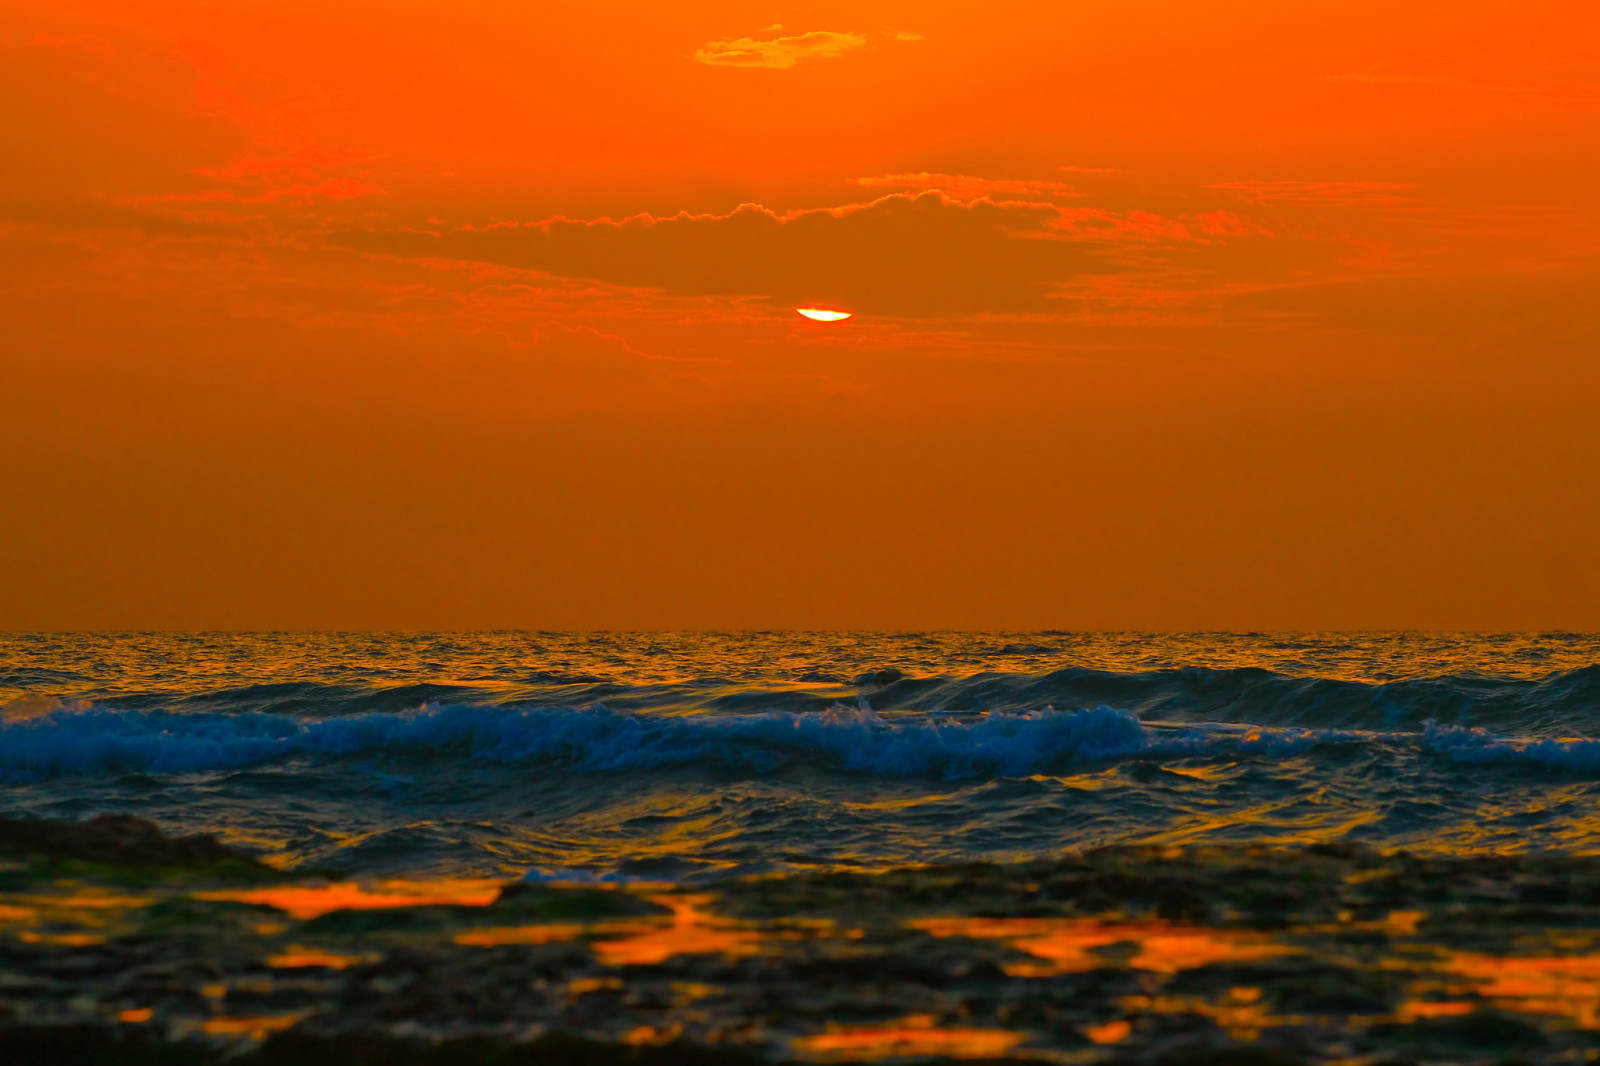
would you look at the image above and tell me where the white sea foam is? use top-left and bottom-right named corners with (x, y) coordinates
top-left (1424, 721), bottom-right (1600, 771)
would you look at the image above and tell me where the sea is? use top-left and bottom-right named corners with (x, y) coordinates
top-left (4, 631), bottom-right (1600, 882)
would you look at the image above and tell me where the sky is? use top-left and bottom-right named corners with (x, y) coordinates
top-left (3, 0), bottom-right (1598, 630)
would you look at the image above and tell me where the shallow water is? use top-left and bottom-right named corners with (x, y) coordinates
top-left (4, 632), bottom-right (1600, 878)
top-left (12, 845), bottom-right (1600, 1064)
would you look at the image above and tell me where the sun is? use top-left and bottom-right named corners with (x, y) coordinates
top-left (796, 308), bottom-right (852, 322)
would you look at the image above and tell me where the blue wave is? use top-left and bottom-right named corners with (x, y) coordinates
top-left (1424, 721), bottom-right (1600, 772)
top-left (0, 701), bottom-right (1366, 784)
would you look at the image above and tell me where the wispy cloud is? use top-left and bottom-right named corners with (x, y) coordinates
top-left (1210, 181), bottom-right (1418, 208)
top-left (694, 26), bottom-right (917, 69)
top-left (694, 29), bottom-right (864, 69)
top-left (854, 173), bottom-right (1082, 200)
top-left (116, 178), bottom-right (384, 207)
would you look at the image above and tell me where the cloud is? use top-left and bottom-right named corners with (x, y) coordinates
top-left (695, 28), bottom-right (914, 69)
top-left (116, 177), bottom-right (384, 207)
top-left (854, 173), bottom-right (1082, 200)
top-left (336, 192), bottom-right (1123, 316)
top-left (334, 190), bottom-right (1275, 319)
top-left (1210, 181), bottom-right (1418, 208)
top-left (0, 32), bottom-right (378, 225)
top-left (1050, 207), bottom-right (1256, 242)
top-left (0, 33), bottom-right (242, 211)
top-left (111, 147), bottom-right (389, 210)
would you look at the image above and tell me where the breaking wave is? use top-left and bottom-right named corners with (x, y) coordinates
top-left (0, 701), bottom-right (1370, 784)
top-left (1424, 721), bottom-right (1600, 773)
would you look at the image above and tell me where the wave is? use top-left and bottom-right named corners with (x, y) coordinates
top-left (11, 663), bottom-right (1597, 732)
top-left (0, 701), bottom-right (1371, 784)
top-left (865, 664), bottom-right (1600, 734)
top-left (1423, 721), bottom-right (1600, 773)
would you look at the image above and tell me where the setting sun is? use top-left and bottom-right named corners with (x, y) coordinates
top-left (795, 308), bottom-right (852, 322)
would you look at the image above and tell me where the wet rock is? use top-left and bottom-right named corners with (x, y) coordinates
top-left (1141, 1045), bottom-right (1310, 1066)
top-left (0, 815), bottom-right (266, 872)
top-left (1371, 1010), bottom-right (1551, 1056)
top-left (1166, 961), bottom-right (1401, 1015)
top-left (0, 1025), bottom-right (213, 1065)
top-left (250, 1030), bottom-right (767, 1065)
top-left (13, 843), bottom-right (1600, 1064)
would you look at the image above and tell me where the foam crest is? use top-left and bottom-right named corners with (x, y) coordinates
top-left (1424, 721), bottom-right (1600, 772)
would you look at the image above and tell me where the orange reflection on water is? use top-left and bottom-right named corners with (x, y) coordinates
top-left (1442, 953), bottom-right (1600, 1027)
top-left (454, 923), bottom-right (585, 947)
top-left (1084, 1019), bottom-right (1131, 1044)
top-left (569, 976), bottom-right (622, 995)
top-left (199, 1015), bottom-right (301, 1040)
top-left (1386, 910), bottom-right (1426, 935)
top-left (0, 905), bottom-right (37, 921)
top-left (910, 917), bottom-right (1293, 976)
top-left (594, 895), bottom-right (763, 966)
top-left (793, 1015), bottom-right (1024, 1061)
top-left (1121, 993), bottom-right (1273, 1040)
top-left (1399, 1000), bottom-right (1477, 1020)
top-left (198, 879), bottom-right (503, 919)
top-left (18, 931), bottom-right (106, 946)
top-left (451, 895), bottom-right (765, 964)
top-left (624, 1024), bottom-right (683, 1045)
top-left (118, 1008), bottom-right (153, 1023)
top-left (268, 948), bottom-right (371, 969)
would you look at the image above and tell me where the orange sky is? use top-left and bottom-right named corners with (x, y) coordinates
top-left (3, 1), bottom-right (1598, 630)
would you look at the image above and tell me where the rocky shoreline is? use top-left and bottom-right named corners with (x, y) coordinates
top-left (7, 817), bottom-right (1600, 1064)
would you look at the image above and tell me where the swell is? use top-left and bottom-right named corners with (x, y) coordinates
top-left (865, 663), bottom-right (1600, 733)
top-left (11, 663), bottom-right (1597, 732)
top-left (33, 679), bottom-right (854, 718)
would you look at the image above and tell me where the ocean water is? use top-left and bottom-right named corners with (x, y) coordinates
top-left (3, 631), bottom-right (1600, 881)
